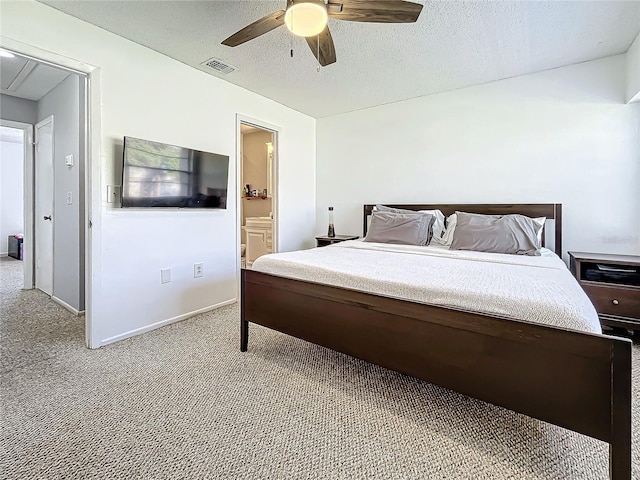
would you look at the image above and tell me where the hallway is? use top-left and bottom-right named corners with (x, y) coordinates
top-left (0, 257), bottom-right (84, 374)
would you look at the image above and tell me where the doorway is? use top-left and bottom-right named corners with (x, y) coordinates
top-left (237, 118), bottom-right (279, 271)
top-left (1, 47), bottom-right (89, 321)
top-left (0, 123), bottom-right (30, 279)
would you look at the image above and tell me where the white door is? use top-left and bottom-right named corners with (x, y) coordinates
top-left (35, 116), bottom-right (54, 296)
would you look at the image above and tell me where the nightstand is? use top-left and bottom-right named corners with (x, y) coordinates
top-left (315, 235), bottom-right (359, 247)
top-left (569, 251), bottom-right (640, 332)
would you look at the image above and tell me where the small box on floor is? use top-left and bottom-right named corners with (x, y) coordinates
top-left (8, 235), bottom-right (23, 260)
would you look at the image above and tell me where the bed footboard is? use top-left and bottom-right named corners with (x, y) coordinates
top-left (241, 269), bottom-right (631, 479)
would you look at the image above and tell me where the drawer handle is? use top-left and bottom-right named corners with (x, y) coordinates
top-left (612, 299), bottom-right (619, 305)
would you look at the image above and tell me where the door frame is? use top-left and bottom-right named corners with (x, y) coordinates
top-left (235, 114), bottom-right (281, 295)
top-left (34, 115), bottom-right (55, 296)
top-left (0, 36), bottom-right (102, 348)
top-left (0, 119), bottom-right (34, 288)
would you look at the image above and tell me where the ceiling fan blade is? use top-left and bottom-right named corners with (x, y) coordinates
top-left (328, 0), bottom-right (423, 23)
top-left (305, 26), bottom-right (337, 67)
top-left (221, 10), bottom-right (286, 47)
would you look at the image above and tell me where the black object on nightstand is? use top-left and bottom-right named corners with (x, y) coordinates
top-left (569, 251), bottom-right (640, 332)
top-left (315, 235), bottom-right (359, 247)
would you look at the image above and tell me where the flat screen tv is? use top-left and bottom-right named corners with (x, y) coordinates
top-left (121, 136), bottom-right (229, 208)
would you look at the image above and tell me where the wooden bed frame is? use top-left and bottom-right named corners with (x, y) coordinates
top-left (240, 203), bottom-right (631, 479)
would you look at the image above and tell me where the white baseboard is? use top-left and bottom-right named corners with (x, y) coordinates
top-left (51, 295), bottom-right (82, 316)
top-left (0, 252), bottom-right (8, 257)
top-left (99, 298), bottom-right (237, 347)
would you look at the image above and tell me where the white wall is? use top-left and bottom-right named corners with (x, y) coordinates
top-left (317, 55), bottom-right (640, 258)
top-left (0, 94), bottom-right (38, 125)
top-left (0, 133), bottom-right (24, 255)
top-left (1, 1), bottom-right (316, 347)
top-left (627, 33), bottom-right (640, 103)
top-left (37, 74), bottom-right (83, 310)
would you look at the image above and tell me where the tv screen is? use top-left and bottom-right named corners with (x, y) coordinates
top-left (121, 136), bottom-right (229, 209)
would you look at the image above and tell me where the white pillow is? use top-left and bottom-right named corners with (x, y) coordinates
top-left (433, 213), bottom-right (457, 246)
top-left (533, 217), bottom-right (546, 246)
top-left (419, 209), bottom-right (446, 245)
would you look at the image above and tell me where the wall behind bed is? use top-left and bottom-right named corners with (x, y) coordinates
top-left (316, 54), bottom-right (640, 259)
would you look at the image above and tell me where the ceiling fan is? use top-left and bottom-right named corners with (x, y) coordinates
top-left (221, 0), bottom-right (423, 67)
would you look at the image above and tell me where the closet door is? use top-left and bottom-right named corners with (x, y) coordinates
top-left (35, 116), bottom-right (55, 296)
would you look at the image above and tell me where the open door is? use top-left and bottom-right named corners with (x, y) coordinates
top-left (34, 116), bottom-right (54, 296)
top-left (239, 122), bottom-right (278, 269)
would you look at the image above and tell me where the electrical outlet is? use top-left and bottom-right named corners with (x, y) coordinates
top-left (161, 268), bottom-right (171, 284)
top-left (194, 263), bottom-right (203, 278)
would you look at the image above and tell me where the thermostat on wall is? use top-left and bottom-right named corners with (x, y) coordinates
top-left (64, 154), bottom-right (74, 167)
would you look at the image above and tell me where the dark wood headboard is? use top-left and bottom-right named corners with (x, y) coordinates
top-left (363, 203), bottom-right (563, 256)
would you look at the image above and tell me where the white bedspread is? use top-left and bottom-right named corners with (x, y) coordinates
top-left (251, 241), bottom-right (601, 334)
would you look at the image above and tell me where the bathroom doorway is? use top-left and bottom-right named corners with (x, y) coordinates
top-left (238, 119), bottom-right (278, 270)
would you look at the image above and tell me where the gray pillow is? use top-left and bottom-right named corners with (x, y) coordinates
top-left (449, 212), bottom-right (543, 256)
top-left (365, 211), bottom-right (434, 246)
top-left (374, 205), bottom-right (438, 244)
top-left (375, 205), bottom-right (419, 215)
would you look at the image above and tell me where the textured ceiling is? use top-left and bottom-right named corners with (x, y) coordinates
top-left (40, 0), bottom-right (640, 118)
top-left (1, 54), bottom-right (71, 101)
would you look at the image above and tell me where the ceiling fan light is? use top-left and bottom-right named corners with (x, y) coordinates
top-left (284, 2), bottom-right (328, 37)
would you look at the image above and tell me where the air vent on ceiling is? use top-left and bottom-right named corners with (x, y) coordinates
top-left (201, 57), bottom-right (237, 75)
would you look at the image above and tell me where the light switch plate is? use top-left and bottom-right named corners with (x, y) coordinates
top-left (161, 268), bottom-right (171, 284)
top-left (64, 154), bottom-right (74, 167)
top-left (107, 185), bottom-right (120, 203)
top-left (66, 191), bottom-right (72, 205)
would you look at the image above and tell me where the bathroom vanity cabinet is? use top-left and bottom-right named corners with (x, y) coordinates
top-left (244, 217), bottom-right (273, 268)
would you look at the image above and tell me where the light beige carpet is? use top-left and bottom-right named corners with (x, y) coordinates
top-left (1, 257), bottom-right (638, 479)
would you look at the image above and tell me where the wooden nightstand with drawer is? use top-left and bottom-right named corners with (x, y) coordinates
top-left (569, 251), bottom-right (640, 332)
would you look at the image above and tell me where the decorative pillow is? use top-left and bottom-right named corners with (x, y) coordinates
top-left (365, 211), bottom-right (435, 246)
top-left (449, 212), bottom-right (543, 256)
top-left (374, 205), bottom-right (445, 244)
top-left (436, 213), bottom-right (458, 246)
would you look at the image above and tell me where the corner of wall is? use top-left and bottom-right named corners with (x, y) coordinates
top-left (626, 32), bottom-right (640, 103)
